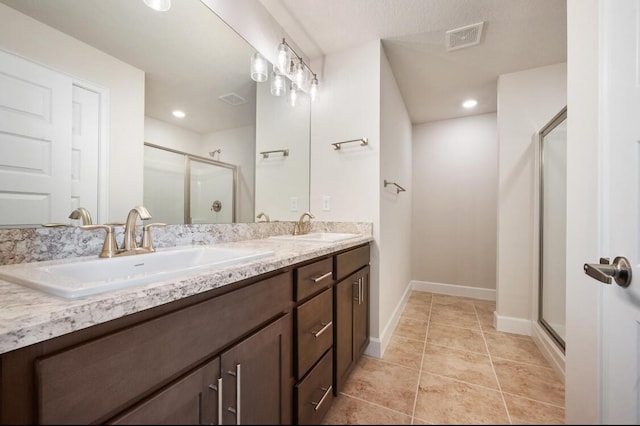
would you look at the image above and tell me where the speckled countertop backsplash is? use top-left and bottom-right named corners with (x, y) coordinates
top-left (0, 221), bottom-right (373, 265)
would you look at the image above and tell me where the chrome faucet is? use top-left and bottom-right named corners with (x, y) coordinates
top-left (122, 206), bottom-right (152, 252)
top-left (69, 207), bottom-right (92, 225)
top-left (293, 211), bottom-right (314, 235)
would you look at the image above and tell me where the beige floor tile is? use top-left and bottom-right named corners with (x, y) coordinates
top-left (341, 356), bottom-right (419, 415)
top-left (484, 331), bottom-right (550, 367)
top-left (503, 393), bottom-right (565, 424)
top-left (414, 372), bottom-right (510, 424)
top-left (422, 344), bottom-right (498, 389)
top-left (402, 301), bottom-right (431, 320)
top-left (429, 307), bottom-right (480, 330)
top-left (473, 300), bottom-right (496, 312)
top-left (493, 358), bottom-right (565, 407)
top-left (322, 393), bottom-right (412, 425)
top-left (432, 296), bottom-right (476, 312)
top-left (476, 309), bottom-right (496, 331)
top-left (427, 323), bottom-right (487, 354)
top-left (382, 335), bottom-right (424, 370)
top-left (394, 315), bottom-right (429, 341)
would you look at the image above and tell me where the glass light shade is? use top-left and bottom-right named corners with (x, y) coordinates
top-left (309, 77), bottom-right (318, 102)
top-left (143, 0), bottom-right (171, 12)
top-left (275, 42), bottom-right (290, 75)
top-left (250, 52), bottom-right (268, 82)
top-left (288, 83), bottom-right (298, 107)
top-left (293, 60), bottom-right (307, 88)
top-left (270, 72), bottom-right (287, 96)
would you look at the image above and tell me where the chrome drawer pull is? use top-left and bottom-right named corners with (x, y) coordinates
top-left (310, 385), bottom-right (333, 411)
top-left (311, 271), bottom-right (332, 283)
top-left (208, 377), bottom-right (223, 425)
top-left (312, 321), bottom-right (333, 338)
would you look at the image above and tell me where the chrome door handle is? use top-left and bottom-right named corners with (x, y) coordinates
top-left (310, 385), bottom-right (333, 411)
top-left (312, 321), bottom-right (332, 338)
top-left (208, 377), bottom-right (223, 425)
top-left (311, 271), bottom-right (332, 283)
top-left (584, 256), bottom-right (632, 287)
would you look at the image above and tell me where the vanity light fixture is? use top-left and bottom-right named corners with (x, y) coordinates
top-left (142, 0), bottom-right (171, 12)
top-left (251, 38), bottom-right (319, 105)
top-left (463, 99), bottom-right (478, 109)
top-left (172, 110), bottom-right (186, 118)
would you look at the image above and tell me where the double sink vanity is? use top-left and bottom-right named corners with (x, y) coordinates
top-left (0, 221), bottom-right (372, 425)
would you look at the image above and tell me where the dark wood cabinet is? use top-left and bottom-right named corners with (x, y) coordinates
top-left (353, 266), bottom-right (370, 360)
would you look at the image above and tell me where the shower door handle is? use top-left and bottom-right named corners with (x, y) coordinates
top-left (583, 256), bottom-right (632, 287)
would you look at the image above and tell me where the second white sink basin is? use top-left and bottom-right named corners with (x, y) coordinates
top-left (0, 246), bottom-right (274, 299)
top-left (270, 232), bottom-right (360, 243)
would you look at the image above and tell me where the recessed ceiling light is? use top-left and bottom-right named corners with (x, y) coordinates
top-left (172, 110), bottom-right (185, 118)
top-left (463, 99), bottom-right (478, 109)
top-left (143, 0), bottom-right (171, 12)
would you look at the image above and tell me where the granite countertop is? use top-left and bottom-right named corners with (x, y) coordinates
top-left (0, 235), bottom-right (373, 355)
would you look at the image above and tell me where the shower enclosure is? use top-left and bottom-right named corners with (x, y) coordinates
top-left (143, 143), bottom-right (237, 224)
top-left (537, 106), bottom-right (567, 351)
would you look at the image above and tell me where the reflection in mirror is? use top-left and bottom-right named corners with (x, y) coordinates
top-left (538, 106), bottom-right (567, 352)
top-left (0, 0), bottom-right (311, 228)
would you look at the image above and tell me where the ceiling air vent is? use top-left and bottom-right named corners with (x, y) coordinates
top-left (445, 22), bottom-right (485, 52)
top-left (218, 92), bottom-right (247, 106)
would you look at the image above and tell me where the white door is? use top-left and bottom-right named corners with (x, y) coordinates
top-left (579, 0), bottom-right (640, 423)
top-left (71, 85), bottom-right (100, 218)
top-left (0, 49), bottom-right (72, 226)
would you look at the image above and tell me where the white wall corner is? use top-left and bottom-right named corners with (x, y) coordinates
top-left (364, 281), bottom-right (412, 358)
top-left (532, 322), bottom-right (566, 381)
top-left (410, 280), bottom-right (496, 301)
top-left (494, 311), bottom-right (533, 336)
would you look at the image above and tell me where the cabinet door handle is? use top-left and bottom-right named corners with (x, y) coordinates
top-left (310, 385), bottom-right (333, 411)
top-left (311, 271), bottom-right (332, 283)
top-left (353, 280), bottom-right (359, 302)
top-left (226, 364), bottom-right (241, 425)
top-left (209, 377), bottom-right (223, 425)
top-left (312, 321), bottom-right (333, 338)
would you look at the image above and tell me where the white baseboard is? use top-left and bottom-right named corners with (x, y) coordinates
top-left (364, 282), bottom-right (413, 359)
top-left (494, 312), bottom-right (533, 336)
top-left (532, 322), bottom-right (566, 381)
top-left (410, 280), bottom-right (496, 301)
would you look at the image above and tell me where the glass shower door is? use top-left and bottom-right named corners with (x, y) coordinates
top-left (188, 158), bottom-right (236, 224)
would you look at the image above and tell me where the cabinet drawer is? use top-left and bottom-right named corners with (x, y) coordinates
top-left (296, 288), bottom-right (333, 379)
top-left (295, 349), bottom-right (333, 425)
top-left (295, 257), bottom-right (334, 301)
top-left (36, 272), bottom-right (292, 425)
top-left (335, 244), bottom-right (370, 281)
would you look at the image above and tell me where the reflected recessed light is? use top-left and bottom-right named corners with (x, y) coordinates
top-left (172, 110), bottom-right (185, 118)
top-left (463, 99), bottom-right (478, 109)
top-left (143, 0), bottom-right (171, 12)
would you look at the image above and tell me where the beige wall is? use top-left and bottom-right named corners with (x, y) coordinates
top-left (412, 113), bottom-right (498, 290)
top-left (0, 3), bottom-right (145, 223)
top-left (496, 62), bottom-right (567, 334)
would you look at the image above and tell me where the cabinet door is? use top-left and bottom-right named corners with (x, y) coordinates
top-left (221, 313), bottom-right (292, 425)
top-left (334, 273), bottom-right (356, 394)
top-left (354, 266), bottom-right (370, 359)
top-left (109, 358), bottom-right (220, 425)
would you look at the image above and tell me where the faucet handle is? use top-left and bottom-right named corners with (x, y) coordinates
top-left (141, 223), bottom-right (166, 252)
top-left (81, 224), bottom-right (118, 258)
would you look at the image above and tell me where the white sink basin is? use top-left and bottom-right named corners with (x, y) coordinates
top-left (270, 232), bottom-right (360, 243)
top-left (0, 246), bottom-right (274, 299)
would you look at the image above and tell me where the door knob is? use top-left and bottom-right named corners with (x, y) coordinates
top-left (584, 256), bottom-right (632, 287)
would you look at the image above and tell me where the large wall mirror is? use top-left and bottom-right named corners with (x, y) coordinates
top-left (538, 106), bottom-right (567, 352)
top-left (0, 0), bottom-right (310, 227)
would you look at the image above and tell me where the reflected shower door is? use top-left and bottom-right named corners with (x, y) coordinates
top-left (143, 145), bottom-right (186, 224)
top-left (189, 158), bottom-right (236, 224)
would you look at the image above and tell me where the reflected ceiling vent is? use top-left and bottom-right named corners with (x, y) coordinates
top-left (218, 92), bottom-right (247, 106)
top-left (445, 22), bottom-right (485, 51)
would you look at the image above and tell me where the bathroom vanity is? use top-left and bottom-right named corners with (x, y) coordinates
top-left (0, 236), bottom-right (371, 425)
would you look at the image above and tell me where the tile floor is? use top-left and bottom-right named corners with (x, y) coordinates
top-left (323, 290), bottom-right (565, 425)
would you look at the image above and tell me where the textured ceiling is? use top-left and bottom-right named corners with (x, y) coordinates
top-left (259, 0), bottom-right (567, 123)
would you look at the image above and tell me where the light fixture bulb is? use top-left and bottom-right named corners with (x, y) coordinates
top-left (309, 76), bottom-right (319, 102)
top-left (288, 83), bottom-right (298, 107)
top-left (275, 41), bottom-right (290, 75)
top-left (250, 52), bottom-right (268, 83)
top-left (142, 0), bottom-right (171, 12)
top-left (270, 72), bottom-right (287, 97)
top-left (172, 110), bottom-right (185, 118)
top-left (462, 99), bottom-right (478, 108)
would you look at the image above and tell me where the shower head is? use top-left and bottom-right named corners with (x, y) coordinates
top-left (209, 149), bottom-right (221, 158)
